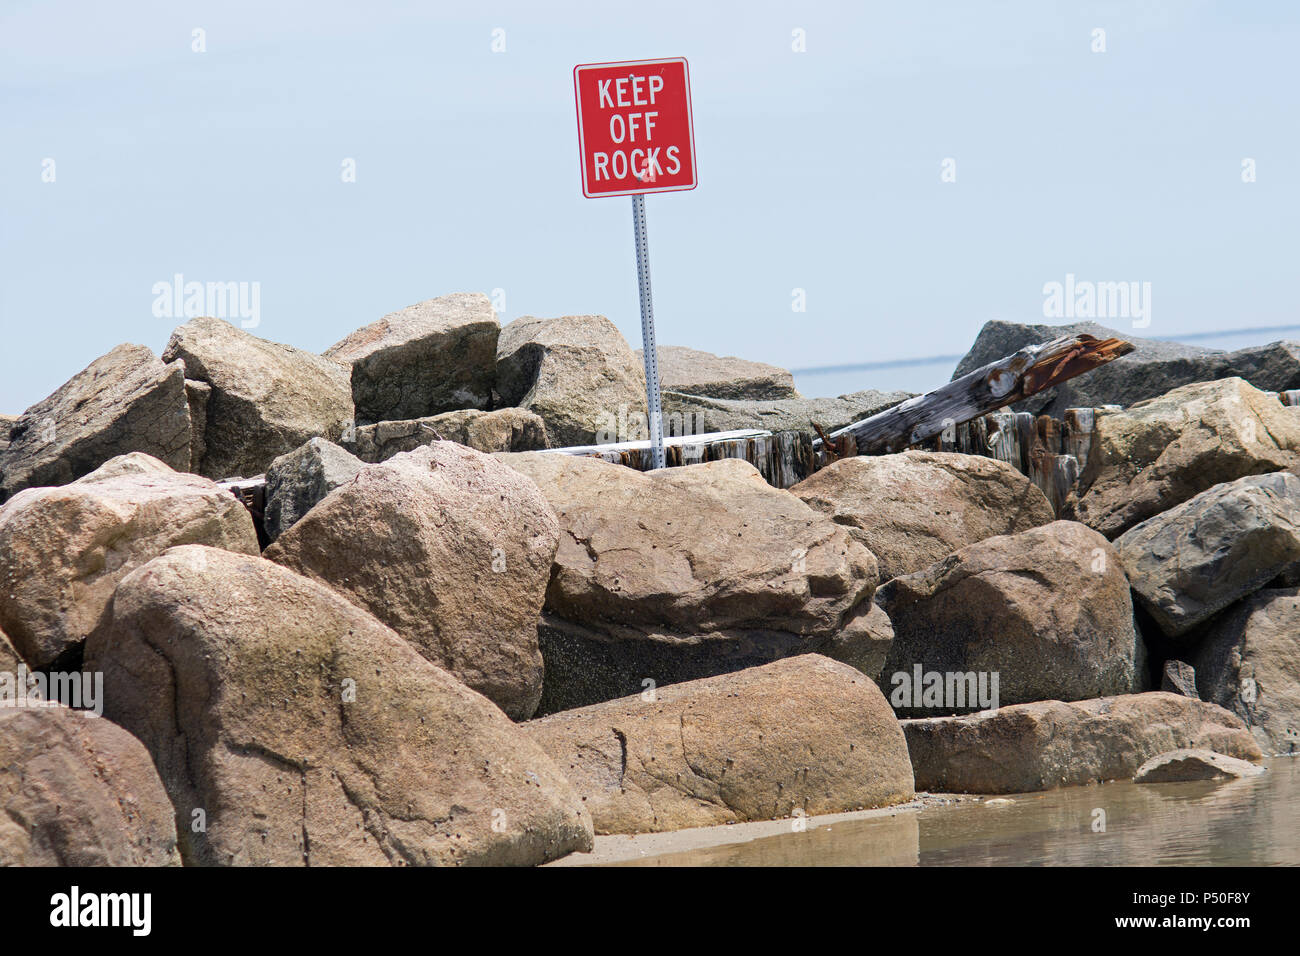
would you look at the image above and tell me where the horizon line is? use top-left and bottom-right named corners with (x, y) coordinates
top-left (790, 323), bottom-right (1300, 376)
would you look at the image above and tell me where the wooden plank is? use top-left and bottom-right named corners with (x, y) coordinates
top-left (546, 428), bottom-right (770, 456)
top-left (547, 427), bottom-right (814, 489)
top-left (759, 431), bottom-right (815, 488)
top-left (1013, 412), bottom-right (1036, 474)
top-left (985, 410), bottom-right (1020, 468)
top-left (966, 416), bottom-right (988, 457)
top-left (813, 333), bottom-right (1134, 457)
top-left (1035, 414), bottom-right (1064, 456)
top-left (1063, 407), bottom-right (1097, 474)
top-left (1027, 415), bottom-right (1062, 494)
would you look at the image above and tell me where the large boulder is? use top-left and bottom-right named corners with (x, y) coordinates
top-left (0, 454), bottom-right (259, 669)
top-left (265, 443), bottom-right (558, 720)
top-left (162, 316), bottom-right (353, 479)
top-left (902, 692), bottom-right (1263, 793)
top-left (0, 344), bottom-right (190, 502)
top-left (875, 520), bottom-right (1141, 715)
top-left (0, 705), bottom-right (180, 866)
top-left (662, 388), bottom-right (912, 441)
top-left (1115, 472), bottom-right (1300, 637)
top-left (324, 293), bottom-right (499, 426)
top-left (792, 451), bottom-right (1055, 583)
top-left (524, 655), bottom-right (913, 834)
top-left (84, 546), bottom-right (593, 866)
top-left (495, 314), bottom-right (647, 447)
top-left (1194, 587), bottom-right (1300, 756)
top-left (952, 319), bottom-right (1300, 417)
top-left (1069, 378), bottom-right (1300, 538)
top-left (262, 438), bottom-right (364, 542)
top-left (496, 453), bottom-right (883, 714)
top-left (636, 345), bottom-right (799, 400)
top-left (351, 407), bottom-right (548, 463)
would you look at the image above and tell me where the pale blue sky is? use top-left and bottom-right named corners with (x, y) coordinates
top-left (2, 1), bottom-right (1297, 413)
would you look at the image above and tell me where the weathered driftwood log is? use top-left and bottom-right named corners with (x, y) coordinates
top-left (812, 333), bottom-right (1134, 460)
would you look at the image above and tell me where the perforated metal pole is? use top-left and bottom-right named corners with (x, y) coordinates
top-left (631, 192), bottom-right (666, 469)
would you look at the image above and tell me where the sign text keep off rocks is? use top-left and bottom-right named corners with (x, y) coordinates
top-left (573, 57), bottom-right (697, 197)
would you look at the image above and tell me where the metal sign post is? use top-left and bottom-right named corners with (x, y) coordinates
top-left (631, 192), bottom-right (665, 469)
top-left (573, 57), bottom-right (697, 470)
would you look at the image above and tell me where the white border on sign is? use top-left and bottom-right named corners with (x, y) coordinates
top-left (573, 56), bottom-right (698, 199)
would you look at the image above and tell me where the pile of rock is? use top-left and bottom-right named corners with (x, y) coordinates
top-left (2, 306), bottom-right (1296, 866)
top-left (952, 318), bottom-right (1300, 418)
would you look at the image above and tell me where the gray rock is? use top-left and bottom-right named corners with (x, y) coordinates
top-left (351, 407), bottom-right (548, 463)
top-left (324, 293), bottom-right (499, 426)
top-left (951, 319), bottom-right (1300, 417)
top-left (263, 438), bottom-right (365, 541)
top-left (662, 388), bottom-right (912, 440)
top-left (496, 314), bottom-right (647, 447)
top-left (1161, 660), bottom-right (1200, 699)
top-left (1115, 472), bottom-right (1300, 637)
top-left (0, 344), bottom-right (190, 502)
top-left (635, 345), bottom-right (799, 400)
top-left (901, 692), bottom-right (1263, 794)
top-left (163, 317), bottom-right (353, 480)
top-left (0, 415), bottom-right (15, 454)
top-left (1133, 748), bottom-right (1265, 784)
top-left (1193, 587), bottom-right (1300, 756)
top-left (876, 521), bottom-right (1141, 715)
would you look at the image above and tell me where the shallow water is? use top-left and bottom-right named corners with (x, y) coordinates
top-left (609, 757), bottom-right (1300, 866)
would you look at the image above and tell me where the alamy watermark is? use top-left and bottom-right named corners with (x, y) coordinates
top-left (152, 273), bottom-right (261, 329)
top-left (0, 665), bottom-right (103, 717)
top-left (890, 665), bottom-right (999, 711)
top-left (1042, 273), bottom-right (1151, 329)
top-left (50, 886), bottom-right (150, 936)
top-left (593, 403), bottom-right (708, 448)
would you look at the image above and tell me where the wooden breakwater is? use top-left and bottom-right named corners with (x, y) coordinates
top-left (549, 409), bottom-right (1105, 513)
top-left (547, 429), bottom-right (817, 490)
top-left (548, 333), bottom-right (1138, 504)
top-left (559, 386), bottom-right (1300, 509)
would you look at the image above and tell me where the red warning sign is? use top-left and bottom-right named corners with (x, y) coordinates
top-left (573, 57), bottom-right (697, 198)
